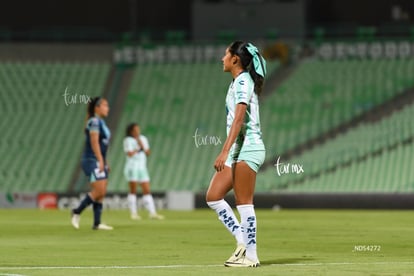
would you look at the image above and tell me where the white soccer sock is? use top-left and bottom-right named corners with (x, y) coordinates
top-left (127, 194), bottom-right (137, 215)
top-left (237, 204), bottom-right (258, 262)
top-left (142, 194), bottom-right (157, 215)
top-left (207, 199), bottom-right (244, 245)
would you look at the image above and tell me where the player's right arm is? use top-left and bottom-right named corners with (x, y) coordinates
top-left (214, 103), bottom-right (247, 172)
top-left (124, 138), bottom-right (139, 157)
top-left (89, 118), bottom-right (104, 172)
top-left (90, 131), bottom-right (104, 172)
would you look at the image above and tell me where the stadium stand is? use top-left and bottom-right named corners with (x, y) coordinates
top-left (257, 89), bottom-right (414, 192)
top-left (0, 61), bottom-right (110, 192)
top-left (260, 58), bottom-right (414, 159)
top-left (1, 47), bottom-right (413, 196)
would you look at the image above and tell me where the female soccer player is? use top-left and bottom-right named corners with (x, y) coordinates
top-left (71, 97), bottom-right (113, 230)
top-left (206, 41), bottom-right (266, 267)
top-left (124, 123), bottom-right (164, 220)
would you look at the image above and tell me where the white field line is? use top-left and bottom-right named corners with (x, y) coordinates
top-left (0, 261), bottom-right (414, 270)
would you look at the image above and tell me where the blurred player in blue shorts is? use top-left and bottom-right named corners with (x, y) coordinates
top-left (71, 97), bottom-right (113, 230)
top-left (206, 41), bottom-right (267, 267)
top-left (124, 123), bottom-right (164, 220)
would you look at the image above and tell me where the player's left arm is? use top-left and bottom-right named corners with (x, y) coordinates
top-left (142, 137), bottom-right (151, 156)
top-left (137, 136), bottom-right (151, 156)
top-left (214, 103), bottom-right (246, 172)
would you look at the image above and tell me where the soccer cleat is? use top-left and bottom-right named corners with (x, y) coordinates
top-left (92, 223), bottom-right (114, 230)
top-left (225, 244), bottom-right (246, 264)
top-left (224, 258), bottom-right (260, 267)
top-left (224, 250), bottom-right (260, 268)
top-left (71, 210), bottom-right (80, 229)
top-left (131, 213), bottom-right (142, 220)
top-left (149, 213), bottom-right (165, 220)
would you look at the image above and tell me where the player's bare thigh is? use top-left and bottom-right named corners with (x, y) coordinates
top-left (206, 165), bottom-right (233, 202)
top-left (232, 161), bottom-right (256, 205)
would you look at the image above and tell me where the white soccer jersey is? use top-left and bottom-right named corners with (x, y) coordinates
top-left (225, 72), bottom-right (265, 152)
top-left (123, 135), bottom-right (149, 169)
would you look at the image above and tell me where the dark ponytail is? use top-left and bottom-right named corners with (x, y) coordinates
top-left (228, 41), bottom-right (265, 96)
top-left (84, 96), bottom-right (103, 130)
top-left (87, 96), bottom-right (102, 119)
top-left (126, 123), bottom-right (138, 137)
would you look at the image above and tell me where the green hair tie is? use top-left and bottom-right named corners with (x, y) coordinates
top-left (245, 43), bottom-right (267, 78)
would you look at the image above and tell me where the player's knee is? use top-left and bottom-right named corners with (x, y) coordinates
top-left (93, 187), bottom-right (107, 199)
top-left (205, 192), bottom-right (222, 203)
top-left (234, 191), bottom-right (253, 205)
top-left (235, 198), bottom-right (253, 205)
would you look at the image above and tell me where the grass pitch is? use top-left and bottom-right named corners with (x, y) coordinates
top-left (0, 209), bottom-right (413, 275)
